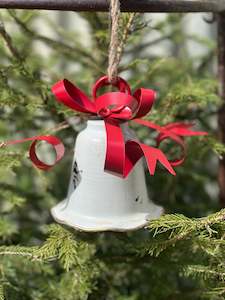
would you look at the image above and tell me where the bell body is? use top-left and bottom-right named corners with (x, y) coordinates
top-left (51, 120), bottom-right (163, 232)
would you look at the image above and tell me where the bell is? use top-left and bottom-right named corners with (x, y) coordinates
top-left (51, 120), bottom-right (163, 232)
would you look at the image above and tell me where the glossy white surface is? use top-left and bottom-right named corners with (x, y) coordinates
top-left (51, 120), bottom-right (163, 232)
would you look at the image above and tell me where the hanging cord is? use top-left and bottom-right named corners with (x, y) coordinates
top-left (107, 0), bottom-right (136, 83)
top-left (108, 0), bottom-right (121, 83)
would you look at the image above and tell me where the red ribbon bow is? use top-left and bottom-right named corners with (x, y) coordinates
top-left (52, 76), bottom-right (207, 178)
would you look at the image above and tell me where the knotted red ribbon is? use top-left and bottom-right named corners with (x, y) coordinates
top-left (52, 76), bottom-right (207, 178)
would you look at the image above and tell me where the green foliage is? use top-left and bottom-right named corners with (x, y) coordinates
top-left (0, 218), bottom-right (17, 240)
top-left (0, 9), bottom-right (223, 300)
top-left (0, 150), bottom-right (22, 169)
top-left (0, 190), bottom-right (25, 213)
top-left (202, 136), bottom-right (225, 158)
top-left (0, 285), bottom-right (4, 300)
top-left (144, 209), bottom-right (225, 256)
top-left (161, 78), bottom-right (220, 121)
top-left (135, 210), bottom-right (225, 299)
top-left (34, 224), bottom-right (95, 271)
top-left (0, 226), bottom-right (99, 300)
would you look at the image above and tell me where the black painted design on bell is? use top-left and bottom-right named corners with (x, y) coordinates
top-left (135, 196), bottom-right (140, 202)
top-left (73, 161), bottom-right (81, 188)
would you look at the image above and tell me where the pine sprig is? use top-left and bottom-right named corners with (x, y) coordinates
top-left (144, 209), bottom-right (225, 255)
top-left (203, 287), bottom-right (225, 299)
top-left (200, 136), bottom-right (225, 158)
top-left (34, 224), bottom-right (95, 271)
top-left (0, 246), bottom-right (37, 258)
top-left (0, 151), bottom-right (22, 169)
top-left (184, 264), bottom-right (225, 281)
top-left (0, 225), bottom-right (95, 270)
top-left (0, 218), bottom-right (17, 240)
top-left (160, 78), bottom-right (219, 118)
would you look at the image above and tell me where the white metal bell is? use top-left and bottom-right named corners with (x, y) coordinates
top-left (51, 120), bottom-right (163, 232)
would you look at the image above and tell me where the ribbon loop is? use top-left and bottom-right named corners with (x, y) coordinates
top-left (29, 136), bottom-right (65, 171)
top-left (3, 136), bottom-right (65, 171)
top-left (52, 79), bottom-right (96, 114)
top-left (133, 88), bottom-right (156, 119)
top-left (156, 133), bottom-right (186, 167)
top-left (92, 75), bottom-right (131, 99)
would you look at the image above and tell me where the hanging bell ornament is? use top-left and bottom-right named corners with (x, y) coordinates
top-left (51, 120), bottom-right (163, 231)
top-left (50, 76), bottom-right (207, 232)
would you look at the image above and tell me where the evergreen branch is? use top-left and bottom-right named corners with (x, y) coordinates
top-left (200, 136), bottom-right (225, 158)
top-left (204, 287), bottom-right (225, 298)
top-left (144, 209), bottom-right (225, 255)
top-left (161, 78), bottom-right (219, 114)
top-left (184, 264), bottom-right (225, 281)
top-left (0, 225), bottom-right (95, 270)
top-left (0, 150), bottom-right (23, 169)
top-left (0, 218), bottom-right (17, 240)
top-left (8, 10), bottom-right (103, 73)
top-left (33, 225), bottom-right (95, 271)
top-left (124, 32), bottom-right (186, 55)
top-left (42, 121), bottom-right (70, 135)
top-left (0, 251), bottom-right (34, 258)
top-left (10, 10), bottom-right (91, 59)
top-left (0, 19), bottom-right (23, 61)
top-left (0, 190), bottom-right (26, 213)
top-left (0, 16), bottom-right (54, 104)
top-left (116, 13), bottom-right (137, 67)
top-left (0, 246), bottom-right (38, 259)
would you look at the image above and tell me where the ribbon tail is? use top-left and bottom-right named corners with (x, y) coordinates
top-left (125, 141), bottom-right (176, 177)
top-left (162, 122), bottom-right (208, 137)
top-left (172, 130), bottom-right (208, 137)
top-left (133, 118), bottom-right (163, 131)
top-left (137, 143), bottom-right (176, 175)
top-left (133, 119), bottom-right (208, 137)
top-left (143, 144), bottom-right (176, 175)
top-left (104, 120), bottom-right (126, 177)
top-left (133, 119), bottom-right (207, 168)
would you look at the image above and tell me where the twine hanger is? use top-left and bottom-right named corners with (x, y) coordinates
top-left (107, 0), bottom-right (121, 83)
top-left (107, 0), bottom-right (136, 84)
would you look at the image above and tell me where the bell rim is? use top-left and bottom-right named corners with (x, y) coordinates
top-left (51, 203), bottom-right (164, 232)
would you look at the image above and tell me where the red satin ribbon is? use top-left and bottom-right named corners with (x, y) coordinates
top-left (1, 136), bottom-right (65, 171)
top-left (52, 75), bottom-right (207, 178)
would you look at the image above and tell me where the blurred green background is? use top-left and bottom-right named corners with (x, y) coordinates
top-left (0, 10), bottom-right (224, 300)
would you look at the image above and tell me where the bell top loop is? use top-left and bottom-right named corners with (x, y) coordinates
top-left (92, 75), bottom-right (131, 100)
